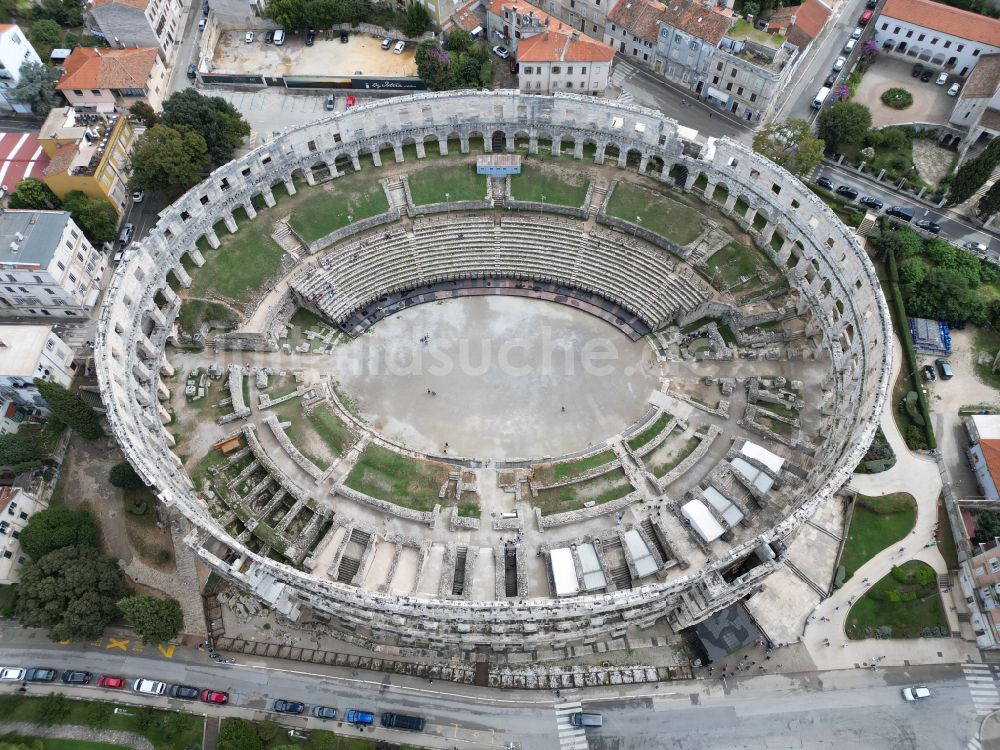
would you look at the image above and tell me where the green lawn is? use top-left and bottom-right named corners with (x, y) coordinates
top-left (407, 162), bottom-right (487, 204)
top-left (510, 163), bottom-right (589, 206)
top-left (37, 739), bottom-right (131, 750)
top-left (707, 242), bottom-right (764, 287)
top-left (188, 231), bottom-right (286, 307)
top-left (344, 443), bottom-right (447, 511)
top-left (533, 468), bottom-right (634, 515)
top-left (605, 181), bottom-right (704, 245)
top-left (647, 435), bottom-right (700, 478)
top-left (306, 405), bottom-right (356, 457)
top-left (176, 299), bottom-right (238, 335)
top-left (846, 560), bottom-right (948, 639)
top-left (532, 449), bottom-right (617, 485)
top-left (627, 412), bottom-right (674, 451)
top-left (222, 717), bottom-right (423, 749)
top-left (189, 446), bottom-right (229, 492)
top-left (839, 493), bottom-right (917, 579)
top-left (288, 172), bottom-right (390, 242)
top-left (0, 694), bottom-right (203, 750)
top-left (972, 326), bottom-right (1000, 391)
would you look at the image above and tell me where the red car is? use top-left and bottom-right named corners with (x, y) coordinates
top-left (98, 675), bottom-right (125, 689)
top-left (200, 689), bottom-right (228, 704)
top-left (858, 8), bottom-right (873, 24)
top-left (346, 95), bottom-right (356, 107)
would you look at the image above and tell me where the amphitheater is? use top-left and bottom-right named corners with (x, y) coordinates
top-left (96, 91), bottom-right (892, 665)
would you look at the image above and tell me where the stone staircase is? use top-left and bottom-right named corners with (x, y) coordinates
top-left (384, 177), bottom-right (409, 216)
top-left (588, 183), bottom-right (609, 217)
top-left (452, 545), bottom-right (467, 595)
top-left (271, 219), bottom-right (305, 258)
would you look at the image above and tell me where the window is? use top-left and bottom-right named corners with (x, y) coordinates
top-left (726, 82), bottom-right (733, 91)
top-left (91, 89), bottom-right (101, 95)
top-left (2, 551), bottom-right (10, 559)
top-left (906, 30), bottom-right (912, 38)
top-left (893, 25), bottom-right (900, 33)
top-left (566, 81), bottom-right (573, 88)
top-left (918, 33), bottom-right (925, 41)
top-left (712, 75), bottom-right (719, 84)
top-left (975, 48), bottom-right (981, 56)
top-left (17, 512), bottom-right (25, 520)
top-left (581, 67), bottom-right (587, 74)
top-left (930, 37), bottom-right (938, 44)
top-left (552, 65), bottom-right (561, 73)
top-left (56, 262), bottom-right (65, 271)
top-left (524, 66), bottom-right (532, 74)
top-left (737, 86), bottom-right (743, 96)
top-left (958, 44), bottom-right (964, 51)
top-left (730, 68), bottom-right (737, 77)
top-left (73, 89), bottom-right (83, 96)
top-left (567, 66), bottom-right (573, 74)
top-left (944, 40), bottom-right (951, 48)
top-left (750, 92), bottom-right (757, 102)
top-left (880, 22), bottom-right (888, 30)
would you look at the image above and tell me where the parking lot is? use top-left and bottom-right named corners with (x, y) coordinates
top-left (209, 88), bottom-right (375, 140)
top-left (854, 54), bottom-right (960, 127)
top-left (212, 30), bottom-right (417, 77)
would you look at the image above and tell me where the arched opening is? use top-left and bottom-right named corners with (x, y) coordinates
top-left (310, 160), bottom-right (331, 182)
top-left (625, 148), bottom-right (642, 168)
top-left (334, 153), bottom-right (353, 174)
top-left (604, 144), bottom-right (621, 163)
top-left (513, 130), bottom-right (530, 153)
top-left (649, 155), bottom-right (666, 176)
top-left (491, 130), bottom-right (507, 152)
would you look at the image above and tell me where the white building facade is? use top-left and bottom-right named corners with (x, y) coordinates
top-left (0, 210), bottom-right (106, 319)
top-left (0, 487), bottom-right (44, 583)
top-left (0, 24), bottom-right (42, 114)
top-left (0, 324), bottom-right (75, 435)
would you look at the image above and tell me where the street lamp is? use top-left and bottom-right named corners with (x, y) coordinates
top-left (347, 213), bottom-right (353, 225)
top-left (445, 192), bottom-right (450, 215)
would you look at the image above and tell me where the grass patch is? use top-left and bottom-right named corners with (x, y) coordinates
top-left (269, 399), bottom-right (330, 471)
top-left (306, 405), bottom-right (356, 457)
top-left (972, 326), bottom-right (1000, 391)
top-left (839, 492), bottom-right (917, 579)
top-left (846, 560), bottom-right (948, 639)
top-left (344, 443), bottom-right (447, 512)
top-left (533, 468), bottom-right (633, 515)
top-left (6, 739), bottom-right (132, 750)
top-left (532, 449), bottom-right (617, 485)
top-left (627, 413), bottom-right (673, 451)
top-left (647, 435), bottom-right (700, 478)
top-left (0, 694), bottom-right (203, 750)
top-left (510, 162), bottom-right (589, 206)
top-left (408, 162), bottom-right (488, 204)
top-left (188, 232), bottom-right (285, 307)
top-left (605, 181), bottom-right (704, 245)
top-left (189, 448), bottom-right (228, 492)
top-left (0, 583), bottom-right (17, 618)
top-left (456, 499), bottom-right (480, 517)
top-left (176, 299), bottom-right (237, 335)
top-left (706, 241), bottom-right (764, 287)
top-left (288, 172), bottom-right (390, 242)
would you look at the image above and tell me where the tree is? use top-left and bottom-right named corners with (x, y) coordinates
top-left (9, 178), bottom-right (61, 210)
top-left (859, 37), bottom-right (879, 67)
top-left (947, 136), bottom-right (1000, 206)
top-left (161, 89), bottom-right (250, 165)
top-left (751, 119), bottom-right (824, 176)
top-left (109, 460), bottom-right (144, 490)
top-left (974, 511), bottom-right (1000, 543)
top-left (0, 432), bottom-right (42, 466)
top-left (0, 740), bottom-right (43, 750)
top-left (28, 19), bottom-right (62, 58)
top-left (117, 595), bottom-right (184, 644)
top-left (816, 100), bottom-right (872, 151)
top-left (978, 177), bottom-right (1000, 219)
top-left (415, 40), bottom-right (453, 91)
top-left (218, 719), bottom-right (265, 750)
top-left (15, 545), bottom-right (124, 641)
top-left (19, 506), bottom-right (97, 559)
top-left (129, 124), bottom-right (209, 195)
top-left (10, 61), bottom-right (60, 116)
top-left (61, 191), bottom-right (118, 245)
top-left (129, 101), bottom-right (159, 129)
top-left (404, 0), bottom-right (432, 36)
top-left (444, 29), bottom-right (472, 54)
top-left (33, 378), bottom-right (103, 439)
top-left (898, 256), bottom-right (928, 285)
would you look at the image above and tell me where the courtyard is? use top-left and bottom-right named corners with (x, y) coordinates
top-left (853, 54), bottom-right (958, 128)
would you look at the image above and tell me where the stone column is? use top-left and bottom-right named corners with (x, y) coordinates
top-left (158, 402), bottom-right (171, 424)
top-left (204, 227), bottom-right (220, 249)
top-left (723, 193), bottom-right (739, 213)
top-left (351, 153), bottom-right (362, 171)
top-left (157, 380), bottom-right (170, 401)
top-left (393, 144), bottom-right (404, 162)
top-left (133, 359), bottom-right (152, 382)
top-left (135, 387), bottom-right (152, 407)
top-left (140, 409), bottom-right (158, 432)
top-left (243, 202), bottom-right (257, 220)
top-left (617, 149), bottom-right (628, 168)
top-left (415, 140), bottom-right (426, 159)
top-left (261, 187), bottom-right (276, 208)
top-left (187, 245), bottom-right (205, 267)
top-left (148, 305), bottom-right (167, 328)
top-left (505, 134), bottom-right (514, 152)
top-left (776, 237), bottom-right (795, 266)
top-left (304, 170), bottom-right (317, 186)
top-left (371, 149), bottom-right (383, 167)
top-left (172, 263), bottom-right (192, 288)
top-left (224, 213), bottom-right (238, 233)
top-left (284, 177), bottom-right (297, 196)
top-left (483, 134), bottom-right (492, 153)
top-left (638, 154), bottom-right (649, 173)
top-left (160, 285), bottom-right (179, 304)
top-left (160, 357), bottom-right (175, 377)
top-left (703, 179), bottom-right (716, 201)
top-left (460, 135), bottom-right (470, 153)
top-left (551, 137), bottom-right (561, 157)
top-left (529, 135), bottom-right (538, 154)
top-left (137, 334), bottom-right (157, 358)
top-left (595, 144), bottom-right (606, 164)
top-left (761, 222), bottom-right (777, 245)
top-left (438, 137), bottom-right (449, 156)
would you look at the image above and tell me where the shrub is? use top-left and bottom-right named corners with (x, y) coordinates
top-left (881, 87), bottom-right (913, 109)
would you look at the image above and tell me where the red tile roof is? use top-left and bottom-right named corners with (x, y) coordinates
top-left (0, 132), bottom-right (50, 189)
top-left (516, 29), bottom-right (616, 62)
top-left (769, 0), bottom-right (831, 47)
top-left (488, 0), bottom-right (573, 33)
top-left (90, 0), bottom-right (149, 10)
top-left (881, 0), bottom-right (1000, 48)
top-left (981, 438), bottom-right (1000, 493)
top-left (57, 47), bottom-right (158, 92)
top-left (451, 0), bottom-right (483, 32)
top-left (661, 0), bottom-right (733, 46)
top-left (608, 0), bottom-right (668, 45)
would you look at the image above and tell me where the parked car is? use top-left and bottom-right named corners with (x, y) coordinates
top-left (948, 82), bottom-right (961, 96)
top-left (346, 709), bottom-right (375, 725)
top-left (305, 29), bottom-right (315, 45)
top-left (833, 56), bottom-right (846, 71)
top-left (169, 685), bottom-right (201, 700)
top-left (132, 190), bottom-right (144, 203)
top-left (381, 37), bottom-right (393, 49)
top-left (843, 39), bottom-right (856, 54)
top-left (0, 667), bottom-right (25, 681)
top-left (570, 713), bottom-right (604, 727)
top-left (860, 196), bottom-right (883, 210)
top-left (113, 250), bottom-right (124, 263)
top-left (816, 176), bottom-right (834, 190)
top-left (24, 668), bottom-right (56, 682)
top-left (200, 689), bottom-right (229, 704)
top-left (325, 94), bottom-right (336, 111)
top-left (912, 62), bottom-right (924, 77)
top-left (393, 40), bottom-right (405, 54)
top-left (824, 72), bottom-right (837, 87)
top-left (198, 17), bottom-right (206, 31)
top-left (273, 699), bottom-right (305, 714)
top-left (118, 223), bottom-right (134, 245)
top-left (851, 26), bottom-right (863, 39)
top-left (886, 205), bottom-right (914, 222)
top-left (866, 0), bottom-right (877, 7)
top-left (273, 29), bottom-right (285, 45)
top-left (133, 679), bottom-right (166, 696)
top-left (381, 712), bottom-right (425, 731)
top-left (920, 68), bottom-right (934, 82)
top-left (492, 45), bottom-right (510, 59)
top-left (922, 364), bottom-right (936, 382)
top-left (835, 185), bottom-right (859, 200)
top-left (346, 95), bottom-right (356, 106)
top-left (935, 71), bottom-right (948, 85)
top-left (965, 240), bottom-right (989, 253)
top-left (935, 358), bottom-right (953, 379)
top-left (264, 29), bottom-right (274, 43)
top-left (187, 63), bottom-right (197, 79)
top-left (916, 219), bottom-right (941, 233)
top-left (61, 671), bottom-right (91, 685)
top-left (98, 675), bottom-right (126, 689)
top-left (859, 8), bottom-right (873, 24)
top-left (312, 706), bottom-right (338, 720)
top-left (202, 0), bottom-right (209, 14)
top-left (902, 686), bottom-right (931, 701)
top-left (340, 30), bottom-right (349, 43)
top-left (244, 31), bottom-right (254, 44)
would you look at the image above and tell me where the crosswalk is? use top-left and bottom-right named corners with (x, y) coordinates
top-left (963, 662), bottom-right (1000, 716)
top-left (610, 59), bottom-right (638, 88)
top-left (553, 700), bottom-right (590, 749)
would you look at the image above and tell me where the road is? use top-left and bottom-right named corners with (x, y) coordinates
top-left (0, 629), bottom-right (986, 750)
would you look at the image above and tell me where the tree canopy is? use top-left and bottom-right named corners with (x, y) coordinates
top-left (263, 0), bottom-right (370, 31)
top-left (0, 432), bottom-right (42, 467)
top-left (8, 178), bottom-right (60, 210)
top-left (816, 101), bottom-right (872, 152)
top-left (129, 101), bottom-right (159, 129)
top-left (10, 61), bottom-right (60, 116)
top-left (161, 90), bottom-right (250, 166)
top-left (15, 545), bottom-right (124, 641)
top-left (416, 39), bottom-right (489, 91)
top-left (947, 136), bottom-right (1000, 206)
top-left (751, 119), bottom-right (824, 176)
top-left (975, 511), bottom-right (1000, 544)
top-left (118, 595), bottom-right (184, 644)
top-left (62, 191), bottom-right (119, 245)
top-left (33, 378), bottom-right (103, 439)
top-left (218, 719), bottom-right (265, 750)
top-left (404, 0), bottom-right (432, 36)
top-left (129, 124), bottom-right (210, 196)
top-left (109, 461), bottom-right (145, 490)
top-left (19, 506), bottom-right (98, 559)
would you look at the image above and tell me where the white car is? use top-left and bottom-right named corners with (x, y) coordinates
top-left (133, 678), bottom-right (166, 695)
top-left (935, 71), bottom-right (948, 85)
top-left (245, 31), bottom-right (254, 44)
top-left (833, 56), bottom-right (846, 71)
top-left (492, 45), bottom-right (510, 59)
top-left (902, 686), bottom-right (931, 701)
top-left (0, 667), bottom-right (25, 681)
top-left (851, 26), bottom-right (863, 39)
top-left (948, 82), bottom-right (961, 96)
top-left (965, 240), bottom-right (989, 254)
top-left (132, 190), bottom-right (144, 204)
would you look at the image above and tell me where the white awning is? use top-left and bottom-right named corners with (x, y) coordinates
top-left (549, 547), bottom-right (580, 597)
top-left (577, 543), bottom-right (607, 590)
top-left (706, 86), bottom-right (729, 102)
top-left (681, 499), bottom-right (725, 543)
top-left (741, 441), bottom-right (785, 473)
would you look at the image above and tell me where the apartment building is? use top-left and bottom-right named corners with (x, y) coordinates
top-left (0, 487), bottom-right (44, 584)
top-left (0, 24), bottom-right (41, 114)
top-left (88, 0), bottom-right (184, 61)
top-left (57, 47), bottom-right (167, 113)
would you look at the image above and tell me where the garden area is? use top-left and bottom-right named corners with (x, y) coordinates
top-left (705, 241), bottom-right (777, 289)
top-left (531, 448), bottom-right (617, 486)
top-left (604, 181), bottom-right (704, 245)
top-left (845, 560), bottom-right (949, 639)
top-left (287, 171), bottom-right (390, 243)
top-left (837, 492), bottom-right (916, 581)
top-left (509, 162), bottom-right (589, 206)
top-left (626, 412), bottom-right (674, 452)
top-left (343, 443), bottom-right (448, 511)
top-left (532, 468), bottom-right (634, 516)
top-left (407, 162), bottom-right (487, 205)
top-left (218, 716), bottom-right (424, 750)
top-left (645, 434), bottom-right (701, 478)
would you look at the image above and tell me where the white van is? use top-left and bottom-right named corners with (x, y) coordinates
top-left (812, 86), bottom-right (830, 109)
top-left (274, 29), bottom-right (285, 45)
top-left (393, 40), bottom-right (405, 54)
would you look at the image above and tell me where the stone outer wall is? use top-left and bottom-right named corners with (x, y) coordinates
top-left (95, 91), bottom-right (891, 656)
